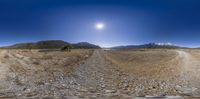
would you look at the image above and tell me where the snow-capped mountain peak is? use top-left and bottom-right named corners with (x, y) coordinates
top-left (155, 42), bottom-right (176, 46)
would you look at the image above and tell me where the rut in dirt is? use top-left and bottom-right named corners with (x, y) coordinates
top-left (0, 50), bottom-right (9, 80)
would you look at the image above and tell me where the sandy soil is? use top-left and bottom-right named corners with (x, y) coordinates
top-left (0, 49), bottom-right (94, 98)
top-left (0, 49), bottom-right (200, 99)
top-left (105, 49), bottom-right (200, 97)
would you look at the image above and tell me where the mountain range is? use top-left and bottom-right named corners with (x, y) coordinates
top-left (2, 41), bottom-right (188, 49)
top-left (3, 40), bottom-right (101, 49)
top-left (111, 43), bottom-right (185, 49)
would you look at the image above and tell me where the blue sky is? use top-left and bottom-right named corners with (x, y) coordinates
top-left (0, 0), bottom-right (200, 47)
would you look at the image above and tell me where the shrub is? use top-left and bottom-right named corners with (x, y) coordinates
top-left (61, 45), bottom-right (73, 52)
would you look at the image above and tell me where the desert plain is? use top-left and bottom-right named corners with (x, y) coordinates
top-left (0, 49), bottom-right (200, 99)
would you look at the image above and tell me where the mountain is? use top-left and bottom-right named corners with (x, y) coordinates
top-left (35, 40), bottom-right (71, 49)
top-left (111, 43), bottom-right (181, 49)
top-left (72, 42), bottom-right (101, 49)
top-left (5, 40), bottom-right (100, 49)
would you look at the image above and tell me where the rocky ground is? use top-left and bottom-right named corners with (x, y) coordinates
top-left (0, 49), bottom-right (200, 99)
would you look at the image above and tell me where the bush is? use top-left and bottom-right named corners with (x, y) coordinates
top-left (61, 45), bottom-right (73, 52)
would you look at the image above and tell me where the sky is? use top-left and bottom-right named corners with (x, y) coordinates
top-left (0, 0), bottom-right (200, 47)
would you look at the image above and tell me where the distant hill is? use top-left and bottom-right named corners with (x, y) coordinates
top-left (111, 43), bottom-right (182, 49)
top-left (4, 40), bottom-right (101, 49)
top-left (72, 42), bottom-right (101, 49)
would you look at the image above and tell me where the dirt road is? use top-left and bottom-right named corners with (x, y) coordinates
top-left (71, 50), bottom-right (128, 98)
top-left (176, 50), bottom-right (193, 80)
top-left (175, 50), bottom-right (200, 96)
top-left (0, 50), bottom-right (8, 79)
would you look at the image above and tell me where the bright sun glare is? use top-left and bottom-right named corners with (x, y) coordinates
top-left (95, 23), bottom-right (105, 30)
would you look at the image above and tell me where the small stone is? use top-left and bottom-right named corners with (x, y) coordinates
top-left (137, 93), bottom-right (145, 97)
top-left (26, 92), bottom-right (37, 97)
top-left (78, 88), bottom-right (88, 92)
top-left (24, 88), bottom-right (31, 93)
top-left (89, 87), bottom-right (96, 93)
top-left (124, 83), bottom-right (129, 88)
top-left (176, 85), bottom-right (182, 88)
top-left (101, 84), bottom-right (106, 88)
top-left (89, 95), bottom-right (97, 99)
top-left (77, 93), bottom-right (85, 98)
top-left (105, 89), bottom-right (117, 93)
top-left (85, 55), bottom-right (89, 58)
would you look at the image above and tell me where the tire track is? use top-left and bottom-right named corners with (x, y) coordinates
top-left (0, 50), bottom-right (9, 80)
top-left (176, 50), bottom-right (193, 79)
top-left (175, 50), bottom-right (200, 96)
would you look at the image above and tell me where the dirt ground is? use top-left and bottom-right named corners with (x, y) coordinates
top-left (0, 49), bottom-right (200, 99)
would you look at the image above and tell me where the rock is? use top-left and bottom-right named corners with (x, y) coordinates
top-left (101, 84), bottom-right (106, 88)
top-left (24, 88), bottom-right (31, 93)
top-left (121, 90), bottom-right (131, 94)
top-left (89, 87), bottom-right (96, 93)
top-left (180, 87), bottom-right (198, 96)
top-left (176, 85), bottom-right (182, 89)
top-left (16, 93), bottom-right (22, 97)
top-left (77, 93), bottom-right (85, 98)
top-left (105, 89), bottom-right (117, 93)
top-left (123, 83), bottom-right (129, 90)
top-left (124, 83), bottom-right (129, 88)
top-left (85, 55), bottom-right (89, 58)
top-left (78, 88), bottom-right (88, 92)
top-left (89, 95), bottom-right (97, 99)
top-left (26, 92), bottom-right (37, 97)
top-left (106, 93), bottom-right (119, 97)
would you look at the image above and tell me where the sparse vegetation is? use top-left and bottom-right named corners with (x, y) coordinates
top-left (32, 61), bottom-right (40, 65)
top-left (27, 44), bottom-right (33, 50)
top-left (61, 45), bottom-right (73, 52)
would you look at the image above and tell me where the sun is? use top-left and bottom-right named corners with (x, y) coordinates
top-left (95, 23), bottom-right (105, 30)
